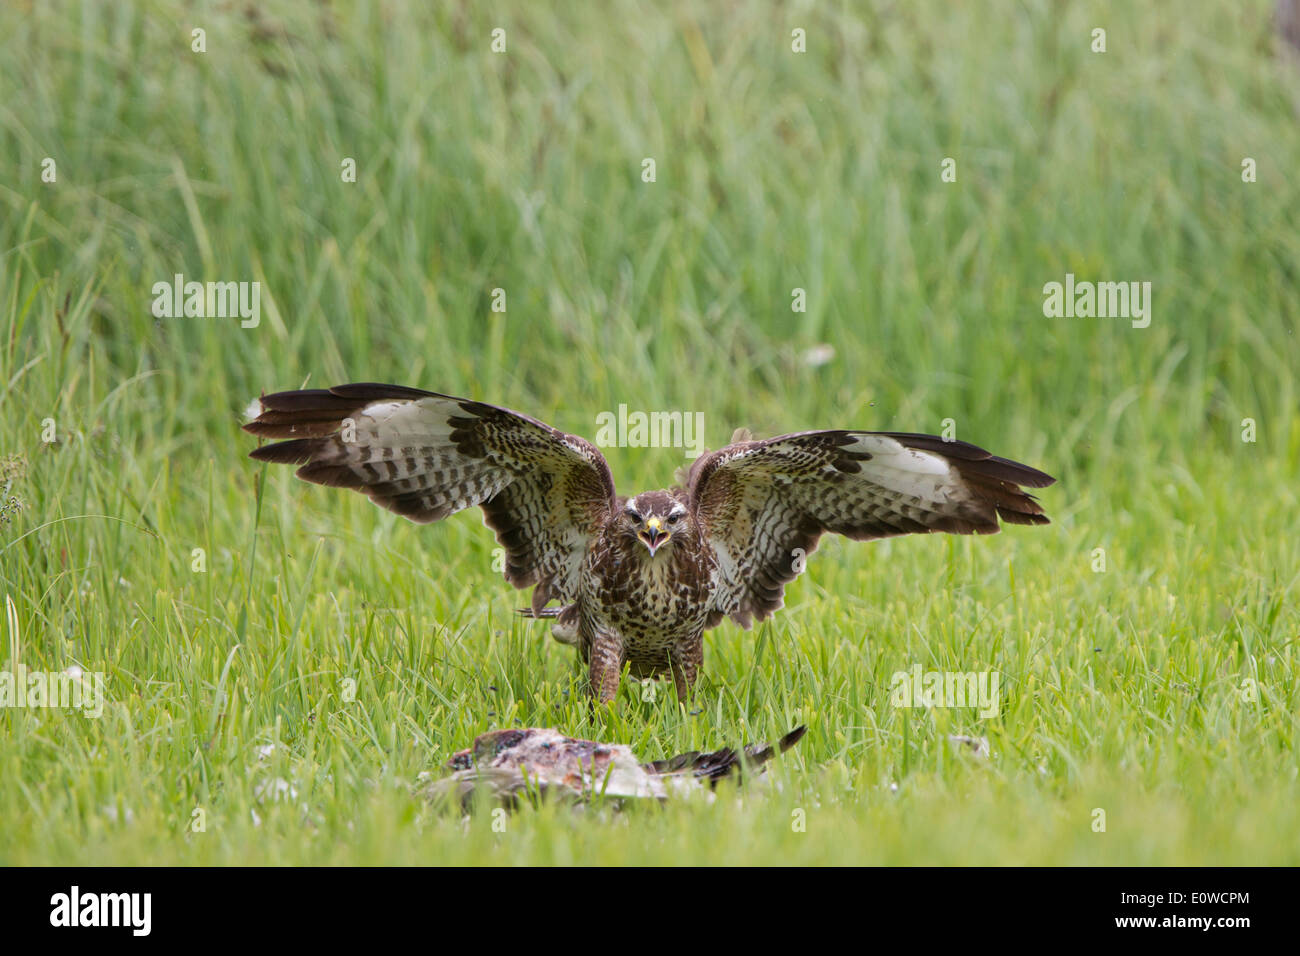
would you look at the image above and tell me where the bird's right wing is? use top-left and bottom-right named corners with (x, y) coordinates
top-left (244, 383), bottom-right (615, 609)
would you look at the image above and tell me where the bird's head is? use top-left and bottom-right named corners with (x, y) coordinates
top-left (620, 492), bottom-right (692, 558)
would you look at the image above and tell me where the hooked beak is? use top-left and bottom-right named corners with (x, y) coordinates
top-left (638, 517), bottom-right (670, 556)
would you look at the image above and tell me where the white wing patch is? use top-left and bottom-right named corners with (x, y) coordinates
top-left (844, 435), bottom-right (960, 506)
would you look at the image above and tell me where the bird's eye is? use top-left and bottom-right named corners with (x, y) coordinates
top-left (667, 512), bottom-right (682, 525)
top-left (625, 509), bottom-right (639, 521)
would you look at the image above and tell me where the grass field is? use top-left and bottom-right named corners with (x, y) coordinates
top-left (2, 0), bottom-right (1298, 865)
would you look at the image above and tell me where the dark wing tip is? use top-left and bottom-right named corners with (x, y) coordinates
top-left (244, 383), bottom-right (443, 454)
top-left (326, 382), bottom-right (439, 402)
top-left (881, 432), bottom-right (1055, 527)
top-left (740, 724), bottom-right (809, 765)
top-left (644, 726), bottom-right (806, 782)
top-left (779, 725), bottom-right (808, 751)
top-left (255, 387), bottom-right (347, 411)
top-left (248, 438), bottom-right (318, 464)
top-left (997, 507), bottom-right (1051, 526)
top-left (881, 432), bottom-right (1056, 489)
top-left (986, 455), bottom-right (1056, 489)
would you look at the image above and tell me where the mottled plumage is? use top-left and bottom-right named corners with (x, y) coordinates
top-left (424, 725), bottom-right (807, 807)
top-left (245, 383), bottom-right (1055, 702)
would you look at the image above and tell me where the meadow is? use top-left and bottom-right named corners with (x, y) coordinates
top-left (1, 0), bottom-right (1297, 865)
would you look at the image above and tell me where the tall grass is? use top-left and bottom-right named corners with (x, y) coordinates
top-left (0, 0), bottom-right (1297, 864)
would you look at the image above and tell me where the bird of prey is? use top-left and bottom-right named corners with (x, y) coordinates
top-left (423, 725), bottom-right (807, 807)
top-left (244, 383), bottom-right (1054, 703)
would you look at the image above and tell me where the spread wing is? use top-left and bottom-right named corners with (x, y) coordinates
top-left (688, 431), bottom-right (1054, 627)
top-left (244, 383), bottom-right (615, 609)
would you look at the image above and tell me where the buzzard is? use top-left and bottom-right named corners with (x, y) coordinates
top-left (244, 383), bottom-right (1054, 703)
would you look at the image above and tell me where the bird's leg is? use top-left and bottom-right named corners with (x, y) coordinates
top-left (669, 635), bottom-right (703, 704)
top-left (588, 627), bottom-right (625, 704)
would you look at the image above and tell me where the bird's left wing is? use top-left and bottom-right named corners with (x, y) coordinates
top-left (688, 430), bottom-right (1054, 628)
top-left (244, 383), bottom-right (615, 609)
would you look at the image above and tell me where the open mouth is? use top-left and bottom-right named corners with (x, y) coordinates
top-left (638, 523), bottom-right (670, 555)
